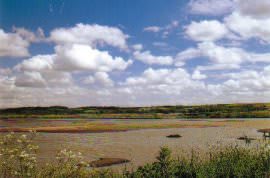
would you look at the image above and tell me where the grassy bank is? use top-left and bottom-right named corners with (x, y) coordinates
top-left (1, 103), bottom-right (270, 119)
top-left (1, 132), bottom-right (270, 177)
top-left (0, 120), bottom-right (223, 133)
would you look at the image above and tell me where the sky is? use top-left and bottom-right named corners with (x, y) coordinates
top-left (0, 0), bottom-right (270, 107)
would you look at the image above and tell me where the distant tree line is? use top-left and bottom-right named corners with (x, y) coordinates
top-left (0, 103), bottom-right (269, 118)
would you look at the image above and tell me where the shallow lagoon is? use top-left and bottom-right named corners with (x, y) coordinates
top-left (0, 118), bottom-right (269, 169)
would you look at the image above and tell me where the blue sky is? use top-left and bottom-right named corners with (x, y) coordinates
top-left (0, 0), bottom-right (270, 107)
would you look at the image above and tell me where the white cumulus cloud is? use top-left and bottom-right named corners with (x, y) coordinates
top-left (50, 23), bottom-right (129, 49)
top-left (236, 0), bottom-right (270, 19)
top-left (225, 12), bottom-right (270, 43)
top-left (188, 0), bottom-right (235, 16)
top-left (143, 26), bottom-right (161, 33)
top-left (133, 50), bottom-right (173, 65)
top-left (54, 44), bottom-right (132, 72)
top-left (185, 20), bottom-right (228, 41)
top-left (176, 42), bottom-right (270, 70)
top-left (0, 29), bottom-right (30, 57)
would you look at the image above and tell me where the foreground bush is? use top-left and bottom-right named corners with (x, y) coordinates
top-left (126, 146), bottom-right (270, 178)
top-left (0, 132), bottom-right (38, 177)
top-left (0, 133), bottom-right (270, 178)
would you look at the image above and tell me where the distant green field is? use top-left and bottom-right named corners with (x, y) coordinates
top-left (0, 103), bottom-right (270, 119)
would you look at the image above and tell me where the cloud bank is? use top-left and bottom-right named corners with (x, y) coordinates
top-left (1, 0), bottom-right (270, 107)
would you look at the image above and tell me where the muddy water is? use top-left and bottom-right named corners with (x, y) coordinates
top-left (0, 119), bottom-right (269, 169)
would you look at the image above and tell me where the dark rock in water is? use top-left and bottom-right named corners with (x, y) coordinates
top-left (237, 136), bottom-right (255, 141)
top-left (166, 134), bottom-right (182, 138)
top-left (89, 158), bottom-right (130, 167)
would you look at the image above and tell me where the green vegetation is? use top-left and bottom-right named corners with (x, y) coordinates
top-left (130, 146), bottom-right (270, 178)
top-left (1, 133), bottom-right (270, 177)
top-left (1, 103), bottom-right (270, 119)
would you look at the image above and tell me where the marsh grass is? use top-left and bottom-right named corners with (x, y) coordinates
top-left (0, 121), bottom-right (223, 133)
top-left (0, 133), bottom-right (270, 177)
